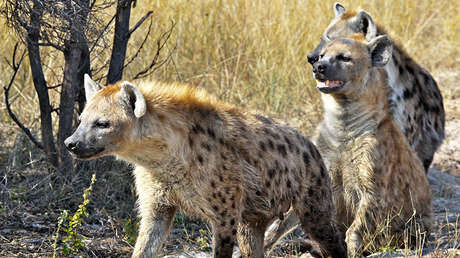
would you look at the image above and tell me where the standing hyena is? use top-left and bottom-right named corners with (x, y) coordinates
top-left (311, 35), bottom-right (433, 256)
top-left (65, 75), bottom-right (346, 258)
top-left (307, 2), bottom-right (445, 172)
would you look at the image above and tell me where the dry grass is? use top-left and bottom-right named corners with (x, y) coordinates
top-left (1, 0), bottom-right (459, 135)
top-left (0, 0), bottom-right (459, 257)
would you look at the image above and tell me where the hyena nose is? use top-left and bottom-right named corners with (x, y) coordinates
top-left (307, 52), bottom-right (319, 65)
top-left (64, 137), bottom-right (79, 152)
top-left (313, 63), bottom-right (326, 74)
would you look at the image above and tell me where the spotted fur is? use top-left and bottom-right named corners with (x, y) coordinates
top-left (308, 2), bottom-right (445, 172)
top-left (65, 76), bottom-right (346, 258)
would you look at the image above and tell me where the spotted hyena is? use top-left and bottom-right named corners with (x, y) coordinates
top-left (65, 75), bottom-right (346, 258)
top-left (311, 34), bottom-right (433, 256)
top-left (307, 3), bottom-right (445, 172)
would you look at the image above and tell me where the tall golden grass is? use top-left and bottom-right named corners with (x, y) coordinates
top-left (1, 0), bottom-right (459, 135)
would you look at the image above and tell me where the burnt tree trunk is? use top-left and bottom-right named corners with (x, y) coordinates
top-left (56, 0), bottom-right (90, 174)
top-left (107, 0), bottom-right (133, 84)
top-left (26, 0), bottom-right (58, 167)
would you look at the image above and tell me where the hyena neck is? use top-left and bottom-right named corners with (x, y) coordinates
top-left (320, 70), bottom-right (389, 142)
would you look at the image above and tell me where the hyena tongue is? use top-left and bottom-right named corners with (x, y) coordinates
top-left (328, 80), bottom-right (344, 87)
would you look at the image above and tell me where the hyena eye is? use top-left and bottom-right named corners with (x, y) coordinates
top-left (94, 120), bottom-right (110, 129)
top-left (337, 54), bottom-right (351, 62)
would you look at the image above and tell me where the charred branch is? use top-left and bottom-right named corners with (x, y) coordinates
top-left (4, 44), bottom-right (44, 150)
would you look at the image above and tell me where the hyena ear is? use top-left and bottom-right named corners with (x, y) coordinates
top-left (120, 81), bottom-right (146, 118)
top-left (353, 11), bottom-right (377, 41)
top-left (333, 2), bottom-right (346, 17)
top-left (84, 74), bottom-right (102, 102)
top-left (368, 35), bottom-right (393, 67)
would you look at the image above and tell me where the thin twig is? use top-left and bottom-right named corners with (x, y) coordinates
top-left (3, 43), bottom-right (44, 150)
top-left (133, 21), bottom-right (176, 80)
top-left (128, 10), bottom-right (153, 37)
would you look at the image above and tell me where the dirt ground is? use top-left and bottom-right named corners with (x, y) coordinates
top-left (0, 71), bottom-right (459, 257)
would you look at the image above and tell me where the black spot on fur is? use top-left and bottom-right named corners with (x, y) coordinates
top-left (255, 190), bottom-right (262, 196)
top-left (201, 142), bottom-right (211, 152)
top-left (221, 197), bottom-right (226, 204)
top-left (254, 114), bottom-right (272, 124)
top-left (403, 88), bottom-right (415, 100)
top-left (188, 136), bottom-right (194, 147)
top-left (222, 165), bottom-right (228, 170)
top-left (268, 139), bottom-right (274, 150)
top-left (398, 65), bottom-right (404, 75)
top-left (192, 124), bottom-right (204, 134)
top-left (303, 152), bottom-right (310, 167)
top-left (212, 205), bottom-right (219, 211)
top-left (207, 128), bottom-right (216, 139)
top-left (320, 165), bottom-right (326, 177)
top-left (218, 175), bottom-right (224, 182)
top-left (218, 138), bottom-right (225, 145)
top-left (232, 229), bottom-right (237, 235)
top-left (308, 188), bottom-right (314, 196)
top-left (268, 169), bottom-right (275, 178)
top-left (259, 141), bottom-right (266, 151)
top-left (406, 64), bottom-right (415, 76)
top-left (265, 180), bottom-right (271, 188)
top-left (277, 144), bottom-right (287, 157)
top-left (197, 155), bottom-right (204, 164)
top-left (230, 219), bottom-right (235, 225)
top-left (211, 181), bottom-right (216, 188)
top-left (286, 179), bottom-right (291, 188)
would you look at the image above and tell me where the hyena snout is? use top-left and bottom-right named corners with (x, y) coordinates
top-left (307, 51), bottom-right (319, 65)
top-left (64, 133), bottom-right (105, 160)
top-left (64, 137), bottom-right (80, 152)
top-left (312, 61), bottom-right (329, 78)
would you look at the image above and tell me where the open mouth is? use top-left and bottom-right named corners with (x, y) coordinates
top-left (69, 147), bottom-right (105, 160)
top-left (316, 79), bottom-right (345, 93)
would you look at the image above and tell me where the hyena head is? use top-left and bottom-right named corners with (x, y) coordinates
top-left (64, 74), bottom-right (147, 160)
top-left (307, 2), bottom-right (378, 65)
top-left (313, 34), bottom-right (392, 94)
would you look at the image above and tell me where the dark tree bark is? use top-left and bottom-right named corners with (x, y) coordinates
top-left (57, 0), bottom-right (91, 173)
top-left (107, 0), bottom-right (134, 84)
top-left (26, 0), bottom-right (58, 167)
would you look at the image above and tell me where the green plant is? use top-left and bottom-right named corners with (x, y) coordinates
top-left (195, 229), bottom-right (211, 251)
top-left (52, 173), bottom-right (97, 256)
top-left (123, 218), bottom-right (139, 244)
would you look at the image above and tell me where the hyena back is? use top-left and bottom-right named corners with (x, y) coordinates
top-left (65, 75), bottom-right (346, 258)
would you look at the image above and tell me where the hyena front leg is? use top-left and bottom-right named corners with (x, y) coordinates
top-left (132, 167), bottom-right (177, 258)
top-left (212, 220), bottom-right (237, 258)
top-left (264, 210), bottom-right (299, 253)
top-left (132, 204), bottom-right (176, 258)
top-left (237, 220), bottom-right (269, 258)
top-left (293, 185), bottom-right (346, 258)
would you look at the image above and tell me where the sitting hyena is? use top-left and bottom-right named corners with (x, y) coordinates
top-left (64, 75), bottom-right (346, 258)
top-left (307, 2), bottom-right (445, 172)
top-left (311, 35), bottom-right (433, 256)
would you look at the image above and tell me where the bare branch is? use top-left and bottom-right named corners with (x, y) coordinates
top-left (3, 43), bottom-right (44, 150)
top-left (133, 21), bottom-right (176, 80)
top-left (123, 17), bottom-right (152, 69)
top-left (128, 10), bottom-right (153, 37)
top-left (38, 42), bottom-right (65, 51)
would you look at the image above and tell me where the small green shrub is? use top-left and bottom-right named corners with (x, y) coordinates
top-left (52, 173), bottom-right (96, 256)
